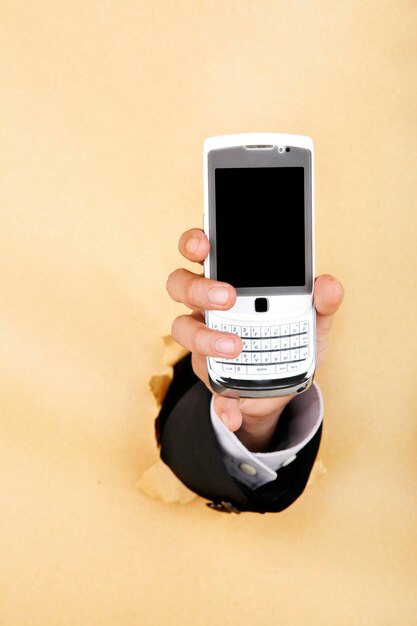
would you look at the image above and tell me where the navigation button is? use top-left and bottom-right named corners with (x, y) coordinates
top-left (255, 298), bottom-right (268, 313)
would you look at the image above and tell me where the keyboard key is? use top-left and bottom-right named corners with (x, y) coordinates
top-left (288, 362), bottom-right (300, 372)
top-left (271, 351), bottom-right (281, 363)
top-left (290, 335), bottom-right (300, 348)
top-left (261, 326), bottom-right (271, 337)
top-left (251, 326), bottom-right (260, 337)
top-left (271, 326), bottom-right (280, 337)
top-left (300, 347), bottom-right (309, 359)
top-left (290, 322), bottom-right (299, 334)
top-left (276, 364), bottom-right (288, 374)
top-left (251, 340), bottom-right (261, 351)
top-left (281, 350), bottom-right (290, 362)
top-left (241, 326), bottom-right (250, 337)
top-left (261, 352), bottom-right (271, 364)
top-left (271, 337), bottom-right (281, 350)
top-left (242, 339), bottom-right (251, 351)
top-left (290, 349), bottom-right (300, 361)
top-left (252, 365), bottom-right (275, 375)
top-left (300, 320), bottom-right (308, 333)
top-left (222, 324), bottom-right (232, 333)
top-left (252, 353), bottom-right (261, 364)
top-left (235, 365), bottom-right (247, 374)
top-left (211, 323), bottom-right (221, 331)
top-left (281, 324), bottom-right (289, 336)
top-left (300, 335), bottom-right (308, 346)
top-left (242, 352), bottom-right (251, 364)
top-left (231, 325), bottom-right (241, 335)
top-left (281, 337), bottom-right (290, 350)
top-left (223, 364), bottom-right (235, 373)
top-left (261, 339), bottom-right (271, 351)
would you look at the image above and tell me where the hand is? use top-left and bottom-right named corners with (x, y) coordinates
top-left (166, 228), bottom-right (344, 451)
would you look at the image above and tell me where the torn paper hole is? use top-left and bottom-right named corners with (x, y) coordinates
top-left (137, 459), bottom-right (197, 504)
top-left (138, 334), bottom-right (326, 504)
top-left (137, 336), bottom-right (197, 505)
top-left (161, 334), bottom-right (189, 369)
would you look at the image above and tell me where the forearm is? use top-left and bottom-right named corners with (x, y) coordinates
top-left (158, 360), bottom-right (323, 512)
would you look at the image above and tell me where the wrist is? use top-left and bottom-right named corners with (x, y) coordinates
top-left (236, 398), bottom-right (291, 452)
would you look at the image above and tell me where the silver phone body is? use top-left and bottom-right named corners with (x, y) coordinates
top-left (203, 133), bottom-right (316, 398)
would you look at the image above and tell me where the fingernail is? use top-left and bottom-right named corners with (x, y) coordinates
top-left (186, 237), bottom-right (199, 254)
top-left (214, 337), bottom-right (236, 355)
top-left (221, 413), bottom-right (230, 429)
top-left (208, 286), bottom-right (229, 305)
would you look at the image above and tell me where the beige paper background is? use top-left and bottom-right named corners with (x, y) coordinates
top-left (1, 2), bottom-right (416, 624)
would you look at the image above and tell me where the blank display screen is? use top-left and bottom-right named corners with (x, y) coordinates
top-left (215, 167), bottom-right (305, 288)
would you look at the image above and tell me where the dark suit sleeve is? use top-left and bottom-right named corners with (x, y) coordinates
top-left (155, 353), bottom-right (322, 514)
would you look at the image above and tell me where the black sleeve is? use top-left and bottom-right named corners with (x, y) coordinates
top-left (155, 353), bottom-right (322, 514)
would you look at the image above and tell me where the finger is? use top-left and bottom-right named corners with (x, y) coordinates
top-left (314, 274), bottom-right (344, 339)
top-left (213, 395), bottom-right (243, 431)
top-left (166, 268), bottom-right (236, 310)
top-left (314, 274), bottom-right (344, 316)
top-left (171, 314), bottom-right (242, 358)
top-left (191, 351), bottom-right (211, 390)
top-left (178, 228), bottom-right (210, 265)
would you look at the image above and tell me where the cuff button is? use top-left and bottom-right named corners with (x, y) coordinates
top-left (239, 463), bottom-right (258, 476)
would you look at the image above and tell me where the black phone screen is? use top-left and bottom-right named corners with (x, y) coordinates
top-left (215, 167), bottom-right (305, 288)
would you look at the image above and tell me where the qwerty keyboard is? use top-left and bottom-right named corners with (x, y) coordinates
top-left (209, 320), bottom-right (310, 376)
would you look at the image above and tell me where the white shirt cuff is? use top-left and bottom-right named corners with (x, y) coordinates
top-left (210, 382), bottom-right (323, 490)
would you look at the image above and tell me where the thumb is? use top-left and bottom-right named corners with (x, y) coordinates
top-left (213, 395), bottom-right (243, 432)
top-left (314, 274), bottom-right (344, 341)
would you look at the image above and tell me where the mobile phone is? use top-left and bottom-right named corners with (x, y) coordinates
top-left (203, 132), bottom-right (316, 398)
